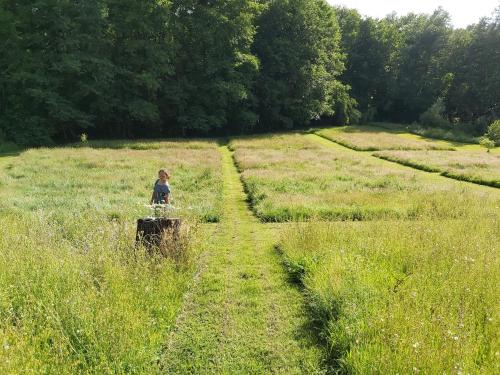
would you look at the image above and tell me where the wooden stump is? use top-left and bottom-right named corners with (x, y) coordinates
top-left (136, 217), bottom-right (181, 251)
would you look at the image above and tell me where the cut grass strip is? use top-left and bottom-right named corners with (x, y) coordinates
top-left (374, 150), bottom-right (500, 188)
top-left (159, 145), bottom-right (326, 373)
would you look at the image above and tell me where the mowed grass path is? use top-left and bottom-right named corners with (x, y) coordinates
top-left (160, 145), bottom-right (325, 374)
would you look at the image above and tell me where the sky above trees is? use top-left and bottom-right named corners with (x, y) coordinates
top-left (329, 0), bottom-right (499, 27)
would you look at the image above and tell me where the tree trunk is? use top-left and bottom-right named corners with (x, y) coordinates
top-left (135, 217), bottom-right (181, 251)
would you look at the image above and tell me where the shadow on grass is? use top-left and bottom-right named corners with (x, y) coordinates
top-left (0, 142), bottom-right (25, 157)
top-left (273, 243), bottom-right (348, 374)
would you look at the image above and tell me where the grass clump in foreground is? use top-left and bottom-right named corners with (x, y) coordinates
top-left (277, 211), bottom-right (500, 373)
top-left (230, 133), bottom-right (498, 222)
top-left (316, 125), bottom-right (456, 151)
top-left (374, 150), bottom-right (500, 188)
top-left (0, 139), bottom-right (223, 223)
top-left (0, 211), bottom-right (200, 374)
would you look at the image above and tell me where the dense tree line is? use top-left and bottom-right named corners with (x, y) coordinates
top-left (337, 6), bottom-right (500, 134)
top-left (0, 1), bottom-right (498, 146)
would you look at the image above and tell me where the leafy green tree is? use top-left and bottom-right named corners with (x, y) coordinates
top-left (443, 10), bottom-right (500, 132)
top-left (102, 0), bottom-right (173, 138)
top-left (0, 0), bottom-right (111, 145)
top-left (388, 8), bottom-right (453, 123)
top-left (336, 8), bottom-right (400, 121)
top-left (253, 0), bottom-right (352, 130)
top-left (486, 120), bottom-right (500, 145)
top-left (165, 0), bottom-right (262, 135)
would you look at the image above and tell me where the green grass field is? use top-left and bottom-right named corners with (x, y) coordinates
top-left (1, 128), bottom-right (499, 374)
top-left (230, 133), bottom-right (498, 221)
top-left (374, 149), bottom-right (500, 187)
top-left (0, 208), bottom-right (205, 373)
top-left (278, 215), bottom-right (499, 373)
top-left (0, 139), bottom-right (223, 222)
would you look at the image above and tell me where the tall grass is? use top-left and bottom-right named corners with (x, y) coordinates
top-left (317, 126), bottom-right (455, 151)
top-left (230, 134), bottom-right (499, 221)
top-left (0, 140), bottom-right (223, 222)
top-left (375, 150), bottom-right (500, 188)
top-left (372, 122), bottom-right (480, 144)
top-left (278, 211), bottom-right (499, 373)
top-left (0, 211), bottom-right (201, 374)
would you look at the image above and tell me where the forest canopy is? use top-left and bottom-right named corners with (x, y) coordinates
top-left (0, 0), bottom-right (498, 146)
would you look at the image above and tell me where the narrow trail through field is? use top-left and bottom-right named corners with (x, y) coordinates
top-left (160, 145), bottom-right (326, 374)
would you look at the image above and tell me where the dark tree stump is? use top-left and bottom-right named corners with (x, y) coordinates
top-left (136, 217), bottom-right (181, 251)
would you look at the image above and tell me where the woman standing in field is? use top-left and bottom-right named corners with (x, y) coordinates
top-left (150, 169), bottom-right (171, 204)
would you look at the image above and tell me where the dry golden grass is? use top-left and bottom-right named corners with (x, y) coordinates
top-left (317, 125), bottom-right (456, 151)
top-left (374, 150), bottom-right (500, 188)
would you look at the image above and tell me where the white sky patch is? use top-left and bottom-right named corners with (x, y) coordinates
top-left (328, 0), bottom-right (499, 28)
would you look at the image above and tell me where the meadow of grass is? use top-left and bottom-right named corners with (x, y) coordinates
top-left (0, 139), bottom-right (223, 223)
top-left (0, 139), bottom-right (224, 373)
top-left (230, 133), bottom-right (498, 221)
top-left (316, 125), bottom-right (456, 151)
top-left (0, 210), bottom-right (206, 373)
top-left (375, 150), bottom-right (500, 188)
top-left (372, 122), bottom-right (480, 144)
top-left (277, 209), bottom-right (499, 373)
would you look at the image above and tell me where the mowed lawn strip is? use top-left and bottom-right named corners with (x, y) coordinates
top-left (230, 133), bottom-right (498, 222)
top-left (160, 145), bottom-right (326, 374)
top-left (374, 150), bottom-right (500, 188)
top-left (316, 125), bottom-right (456, 151)
top-left (0, 139), bottom-right (223, 222)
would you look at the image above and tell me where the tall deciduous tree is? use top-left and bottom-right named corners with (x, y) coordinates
top-left (0, 0), bottom-right (111, 145)
top-left (336, 8), bottom-right (400, 121)
top-left (103, 0), bottom-right (172, 138)
top-left (253, 0), bottom-right (353, 131)
top-left (444, 10), bottom-right (500, 132)
top-left (165, 0), bottom-right (261, 135)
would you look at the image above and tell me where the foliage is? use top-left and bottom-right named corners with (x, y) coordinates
top-left (480, 137), bottom-right (496, 150)
top-left (0, 1), bottom-right (498, 143)
top-left (486, 120), bottom-right (500, 145)
top-left (419, 98), bottom-right (450, 128)
top-left (253, 0), bottom-right (350, 130)
top-left (165, 0), bottom-right (262, 135)
top-left (0, 0), bottom-right (352, 144)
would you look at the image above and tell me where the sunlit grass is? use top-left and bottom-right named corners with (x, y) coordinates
top-left (375, 150), bottom-right (500, 188)
top-left (0, 140), bottom-right (223, 223)
top-left (0, 211), bottom-right (207, 373)
top-left (230, 133), bottom-right (499, 221)
top-left (0, 139), bottom-right (223, 372)
top-left (277, 211), bottom-right (499, 373)
top-left (316, 125), bottom-right (456, 151)
top-left (372, 122), bottom-right (481, 145)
